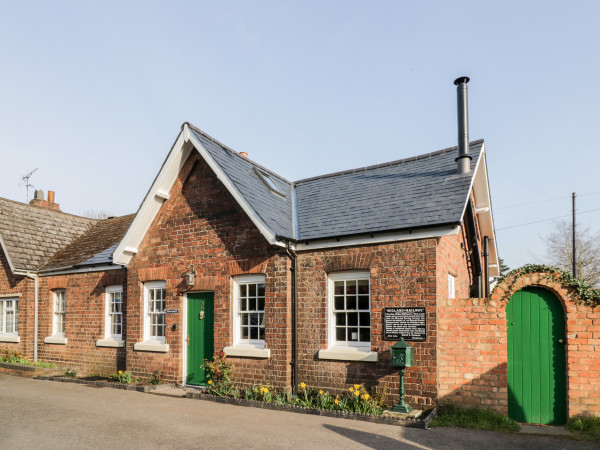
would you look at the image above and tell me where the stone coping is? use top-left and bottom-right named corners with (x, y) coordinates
top-left (36, 376), bottom-right (174, 392)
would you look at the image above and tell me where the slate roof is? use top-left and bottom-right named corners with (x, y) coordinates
top-left (0, 198), bottom-right (97, 271)
top-left (191, 128), bottom-right (295, 239)
top-left (295, 141), bottom-right (483, 240)
top-left (189, 124), bottom-right (483, 242)
top-left (40, 214), bottom-right (135, 272)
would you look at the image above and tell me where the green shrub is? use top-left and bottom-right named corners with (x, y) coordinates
top-left (568, 413), bottom-right (600, 442)
top-left (429, 403), bottom-right (520, 432)
top-left (203, 351), bottom-right (234, 396)
top-left (150, 369), bottom-right (164, 385)
top-left (64, 368), bottom-right (78, 378)
top-left (108, 370), bottom-right (133, 384)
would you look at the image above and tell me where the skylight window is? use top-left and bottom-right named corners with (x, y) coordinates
top-left (254, 168), bottom-right (285, 197)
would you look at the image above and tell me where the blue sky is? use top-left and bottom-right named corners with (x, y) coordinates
top-left (1, 1), bottom-right (599, 270)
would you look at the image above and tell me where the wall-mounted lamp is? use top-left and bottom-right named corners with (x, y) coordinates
top-left (185, 266), bottom-right (196, 288)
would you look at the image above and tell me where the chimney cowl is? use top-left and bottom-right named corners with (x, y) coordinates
top-left (454, 76), bottom-right (472, 174)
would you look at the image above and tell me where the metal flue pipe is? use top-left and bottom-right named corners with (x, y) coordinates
top-left (454, 76), bottom-right (472, 174)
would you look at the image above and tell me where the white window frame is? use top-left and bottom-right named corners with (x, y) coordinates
top-left (448, 274), bottom-right (456, 299)
top-left (0, 297), bottom-right (19, 339)
top-left (223, 274), bottom-right (270, 359)
top-left (97, 285), bottom-right (124, 348)
top-left (52, 289), bottom-right (66, 337)
top-left (143, 281), bottom-right (166, 344)
top-left (320, 271), bottom-right (376, 362)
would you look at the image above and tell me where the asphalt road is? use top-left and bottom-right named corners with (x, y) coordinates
top-left (0, 374), bottom-right (594, 449)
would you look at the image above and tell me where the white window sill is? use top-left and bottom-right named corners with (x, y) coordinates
top-left (133, 342), bottom-right (169, 353)
top-left (0, 335), bottom-right (20, 343)
top-left (44, 336), bottom-right (67, 345)
top-left (96, 339), bottom-right (125, 348)
top-left (224, 346), bottom-right (270, 359)
top-left (318, 348), bottom-right (378, 362)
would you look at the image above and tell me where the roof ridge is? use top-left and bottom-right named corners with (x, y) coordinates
top-left (184, 122), bottom-right (292, 184)
top-left (294, 139), bottom-right (484, 184)
top-left (0, 196), bottom-right (99, 222)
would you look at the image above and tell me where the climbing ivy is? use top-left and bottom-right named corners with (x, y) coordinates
top-left (495, 264), bottom-right (600, 307)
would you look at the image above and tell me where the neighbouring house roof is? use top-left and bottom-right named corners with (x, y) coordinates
top-left (114, 123), bottom-right (498, 276)
top-left (39, 214), bottom-right (135, 272)
top-left (0, 198), bottom-right (98, 272)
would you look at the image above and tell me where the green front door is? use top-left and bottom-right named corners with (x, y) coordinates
top-left (507, 287), bottom-right (566, 425)
top-left (187, 293), bottom-right (214, 386)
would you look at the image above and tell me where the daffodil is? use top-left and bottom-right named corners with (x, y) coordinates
top-left (363, 394), bottom-right (370, 400)
top-left (208, 380), bottom-right (213, 385)
top-left (299, 382), bottom-right (306, 390)
top-left (354, 384), bottom-right (360, 390)
top-left (354, 390), bottom-right (360, 397)
top-left (348, 387), bottom-right (354, 393)
top-left (318, 390), bottom-right (323, 395)
top-left (118, 370), bottom-right (123, 375)
top-left (334, 399), bottom-right (339, 405)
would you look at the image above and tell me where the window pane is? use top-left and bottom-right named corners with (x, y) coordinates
top-left (334, 281), bottom-right (344, 295)
top-left (347, 312), bottom-right (358, 326)
top-left (258, 298), bottom-right (265, 311)
top-left (357, 279), bottom-right (369, 295)
top-left (250, 327), bottom-right (258, 340)
top-left (241, 313), bottom-right (248, 326)
top-left (335, 313), bottom-right (346, 326)
top-left (248, 298), bottom-right (256, 311)
top-left (346, 282), bottom-right (357, 295)
top-left (334, 296), bottom-right (344, 311)
top-left (336, 327), bottom-right (346, 341)
top-left (241, 327), bottom-right (248, 339)
top-left (239, 284), bottom-right (247, 297)
top-left (240, 298), bottom-right (246, 312)
top-left (348, 328), bottom-right (359, 341)
top-left (346, 296), bottom-right (357, 310)
top-left (360, 312), bottom-right (370, 326)
top-left (359, 328), bottom-right (370, 342)
top-left (257, 283), bottom-right (265, 297)
top-left (250, 313), bottom-right (259, 326)
top-left (248, 284), bottom-right (256, 297)
top-left (358, 295), bottom-right (369, 310)
top-left (259, 327), bottom-right (265, 340)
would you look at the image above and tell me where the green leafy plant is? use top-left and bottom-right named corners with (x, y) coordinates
top-left (429, 403), bottom-right (520, 432)
top-left (1, 347), bottom-right (56, 367)
top-left (108, 370), bottom-right (133, 384)
top-left (150, 369), bottom-right (165, 385)
top-left (64, 368), bottom-right (78, 378)
top-left (496, 264), bottom-right (600, 306)
top-left (203, 351), bottom-right (234, 396)
top-left (568, 412), bottom-right (600, 442)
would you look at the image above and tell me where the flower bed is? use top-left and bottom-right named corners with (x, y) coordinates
top-left (0, 347), bottom-right (64, 377)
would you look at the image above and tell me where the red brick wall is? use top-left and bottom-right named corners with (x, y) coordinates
top-left (0, 247), bottom-right (33, 358)
top-left (126, 152), bottom-right (292, 387)
top-left (295, 239), bottom-right (439, 407)
top-left (438, 271), bottom-right (600, 417)
top-left (36, 270), bottom-right (126, 374)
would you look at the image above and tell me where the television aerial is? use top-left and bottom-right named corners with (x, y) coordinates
top-left (19, 168), bottom-right (39, 202)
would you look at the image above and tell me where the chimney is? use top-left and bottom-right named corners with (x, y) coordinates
top-left (240, 152), bottom-right (248, 158)
top-left (454, 76), bottom-right (472, 174)
top-left (29, 189), bottom-right (61, 211)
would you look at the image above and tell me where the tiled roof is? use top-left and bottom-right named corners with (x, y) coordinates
top-left (40, 214), bottom-right (135, 271)
top-left (189, 123), bottom-right (482, 242)
top-left (0, 198), bottom-right (97, 271)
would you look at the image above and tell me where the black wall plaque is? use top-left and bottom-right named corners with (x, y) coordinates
top-left (165, 309), bottom-right (179, 315)
top-left (383, 307), bottom-right (426, 341)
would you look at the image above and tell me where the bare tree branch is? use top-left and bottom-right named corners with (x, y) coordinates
top-left (544, 220), bottom-right (600, 287)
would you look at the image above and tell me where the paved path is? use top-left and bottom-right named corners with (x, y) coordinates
top-left (0, 375), bottom-right (593, 449)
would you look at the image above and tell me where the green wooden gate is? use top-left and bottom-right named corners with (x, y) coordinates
top-left (507, 287), bottom-right (566, 425)
top-left (186, 292), bottom-right (214, 386)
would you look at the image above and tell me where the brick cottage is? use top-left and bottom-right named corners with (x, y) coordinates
top-left (1, 78), bottom-right (597, 424)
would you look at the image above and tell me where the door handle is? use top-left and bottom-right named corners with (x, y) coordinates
top-left (558, 339), bottom-right (565, 344)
